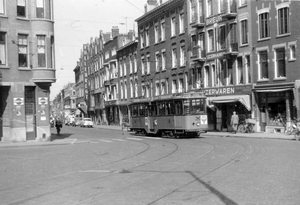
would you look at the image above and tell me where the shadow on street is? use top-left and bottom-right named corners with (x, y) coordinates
top-left (187, 171), bottom-right (238, 205)
top-left (50, 133), bottom-right (73, 141)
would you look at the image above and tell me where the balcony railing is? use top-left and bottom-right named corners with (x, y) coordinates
top-left (191, 46), bottom-right (206, 61)
top-left (220, 0), bottom-right (237, 19)
top-left (191, 13), bottom-right (205, 28)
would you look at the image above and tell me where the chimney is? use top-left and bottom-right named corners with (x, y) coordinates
top-left (128, 30), bottom-right (135, 41)
top-left (144, 0), bottom-right (157, 13)
top-left (103, 32), bottom-right (111, 42)
top-left (111, 26), bottom-right (119, 38)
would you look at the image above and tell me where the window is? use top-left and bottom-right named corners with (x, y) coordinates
top-left (123, 59), bottom-right (127, 76)
top-left (17, 0), bottom-right (26, 17)
top-left (36, 0), bottom-right (44, 18)
top-left (178, 79), bottom-right (183, 93)
top-left (220, 0), bottom-right (226, 13)
top-left (204, 66), bottom-right (209, 87)
top-left (154, 25), bottom-right (159, 43)
top-left (50, 36), bottom-right (54, 68)
top-left (259, 12), bottom-right (269, 39)
top-left (278, 7), bottom-right (289, 35)
top-left (146, 55), bottom-right (150, 74)
top-left (218, 59), bottom-right (226, 86)
top-left (0, 32), bottom-right (6, 65)
top-left (290, 44), bottom-right (296, 60)
top-left (219, 26), bottom-right (226, 50)
top-left (211, 65), bottom-right (217, 87)
top-left (129, 55), bottom-right (133, 74)
top-left (179, 13), bottom-right (184, 33)
top-left (172, 79), bottom-right (177, 93)
top-left (208, 29), bottom-right (214, 52)
top-left (227, 61), bottom-right (233, 85)
top-left (239, 0), bottom-right (247, 6)
top-left (237, 57), bottom-right (243, 84)
top-left (0, 0), bottom-right (4, 14)
top-left (145, 29), bottom-right (149, 47)
top-left (240, 19), bottom-right (248, 44)
top-left (161, 21), bottom-right (165, 41)
top-left (37, 35), bottom-right (46, 67)
top-left (161, 81), bottom-right (166, 95)
top-left (259, 51), bottom-right (268, 79)
top-left (180, 45), bottom-right (186, 66)
top-left (207, 0), bottom-right (213, 16)
top-left (140, 31), bottom-right (144, 48)
top-left (18, 34), bottom-right (28, 67)
top-left (190, 0), bottom-right (197, 23)
top-left (229, 23), bottom-right (237, 43)
top-left (141, 56), bottom-right (145, 74)
top-left (155, 52), bottom-right (161, 71)
top-left (162, 51), bottom-right (166, 70)
top-left (245, 55), bottom-right (251, 84)
top-left (130, 80), bottom-right (133, 98)
top-left (171, 17), bottom-right (176, 36)
top-left (172, 47), bottom-right (177, 68)
top-left (276, 48), bottom-right (286, 78)
top-left (155, 82), bottom-right (160, 96)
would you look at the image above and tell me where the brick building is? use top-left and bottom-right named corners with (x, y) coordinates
top-left (0, 0), bottom-right (55, 141)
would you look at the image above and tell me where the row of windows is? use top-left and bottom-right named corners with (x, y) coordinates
top-left (0, 32), bottom-right (54, 68)
top-left (258, 45), bottom-right (296, 80)
top-left (0, 0), bottom-right (52, 19)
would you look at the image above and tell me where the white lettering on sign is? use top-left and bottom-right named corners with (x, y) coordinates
top-left (206, 15), bottom-right (223, 25)
top-left (204, 87), bottom-right (235, 96)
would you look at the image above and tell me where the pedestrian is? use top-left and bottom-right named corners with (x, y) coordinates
top-left (230, 111), bottom-right (239, 134)
top-left (55, 118), bottom-right (63, 134)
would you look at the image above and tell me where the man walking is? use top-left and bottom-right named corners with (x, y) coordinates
top-left (230, 111), bottom-right (239, 134)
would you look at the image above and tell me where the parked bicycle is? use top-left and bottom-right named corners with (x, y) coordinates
top-left (237, 119), bottom-right (255, 133)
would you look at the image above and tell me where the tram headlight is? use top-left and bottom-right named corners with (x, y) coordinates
top-left (196, 122), bottom-right (200, 127)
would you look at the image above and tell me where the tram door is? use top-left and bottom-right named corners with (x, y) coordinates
top-left (147, 104), bottom-right (155, 133)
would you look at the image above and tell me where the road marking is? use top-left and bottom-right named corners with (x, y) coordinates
top-left (98, 139), bottom-right (113, 143)
top-left (144, 137), bottom-right (163, 140)
top-left (79, 170), bottom-right (111, 173)
top-left (126, 137), bottom-right (143, 141)
top-left (112, 139), bottom-right (126, 142)
top-left (71, 139), bottom-right (77, 145)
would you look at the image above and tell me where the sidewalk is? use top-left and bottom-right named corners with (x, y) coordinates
top-left (0, 125), bottom-right (296, 148)
top-left (93, 124), bottom-right (296, 140)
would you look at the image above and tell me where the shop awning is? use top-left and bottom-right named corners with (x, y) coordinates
top-left (78, 105), bottom-right (87, 114)
top-left (254, 83), bottom-right (294, 93)
top-left (208, 95), bottom-right (251, 111)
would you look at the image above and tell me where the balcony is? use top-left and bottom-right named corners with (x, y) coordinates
top-left (221, 0), bottom-right (237, 19)
top-left (191, 46), bottom-right (206, 61)
top-left (190, 14), bottom-right (205, 28)
top-left (32, 68), bottom-right (56, 83)
top-left (225, 42), bottom-right (238, 55)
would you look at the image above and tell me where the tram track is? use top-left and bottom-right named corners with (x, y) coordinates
top-left (146, 137), bottom-right (269, 205)
top-left (3, 136), bottom-right (183, 205)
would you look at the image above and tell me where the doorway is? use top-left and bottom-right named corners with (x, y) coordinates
top-left (25, 87), bottom-right (36, 140)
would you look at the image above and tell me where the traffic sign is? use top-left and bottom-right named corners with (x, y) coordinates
top-left (38, 97), bottom-right (48, 105)
top-left (13, 98), bottom-right (24, 106)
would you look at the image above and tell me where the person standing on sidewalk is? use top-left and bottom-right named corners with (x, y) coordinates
top-left (230, 111), bottom-right (239, 134)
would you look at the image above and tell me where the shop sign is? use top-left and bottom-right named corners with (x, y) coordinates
top-left (206, 15), bottom-right (224, 25)
top-left (204, 86), bottom-right (252, 96)
top-left (206, 52), bottom-right (226, 60)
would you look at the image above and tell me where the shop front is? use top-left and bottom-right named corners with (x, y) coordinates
top-left (104, 100), bottom-right (119, 125)
top-left (204, 85), bottom-right (252, 131)
top-left (254, 83), bottom-right (295, 133)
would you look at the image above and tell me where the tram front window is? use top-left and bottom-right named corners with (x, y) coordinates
top-left (190, 99), bottom-right (205, 114)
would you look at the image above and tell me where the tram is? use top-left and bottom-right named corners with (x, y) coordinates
top-left (129, 92), bottom-right (208, 138)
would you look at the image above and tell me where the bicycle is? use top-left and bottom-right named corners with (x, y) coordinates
top-left (237, 119), bottom-right (255, 133)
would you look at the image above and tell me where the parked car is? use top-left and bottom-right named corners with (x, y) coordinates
top-left (80, 118), bottom-right (93, 128)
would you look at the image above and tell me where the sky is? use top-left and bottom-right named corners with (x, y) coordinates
top-left (51, 0), bottom-right (146, 100)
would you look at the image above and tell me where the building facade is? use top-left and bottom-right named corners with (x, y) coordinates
top-left (0, 0), bottom-right (56, 141)
top-left (251, 0), bottom-right (300, 133)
